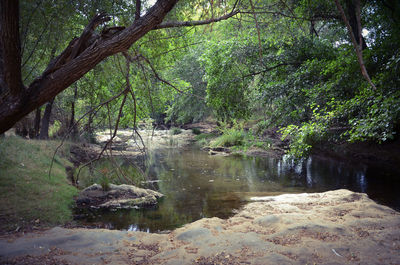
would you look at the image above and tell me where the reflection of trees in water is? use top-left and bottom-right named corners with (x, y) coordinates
top-left (81, 146), bottom-right (400, 231)
top-left (299, 156), bottom-right (367, 192)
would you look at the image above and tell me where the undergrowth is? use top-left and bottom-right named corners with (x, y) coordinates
top-left (196, 120), bottom-right (273, 151)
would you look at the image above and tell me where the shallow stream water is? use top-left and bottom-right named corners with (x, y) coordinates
top-left (76, 143), bottom-right (400, 232)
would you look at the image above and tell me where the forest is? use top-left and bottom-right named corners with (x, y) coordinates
top-left (0, 0), bottom-right (400, 264)
top-left (1, 0), bottom-right (399, 157)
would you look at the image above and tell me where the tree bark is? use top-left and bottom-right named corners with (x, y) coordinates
top-left (69, 84), bottom-right (78, 139)
top-left (346, 0), bottom-right (367, 50)
top-left (33, 107), bottom-right (41, 138)
top-left (0, 0), bottom-right (23, 96)
top-left (135, 0), bottom-right (141, 21)
top-left (39, 98), bottom-right (54, 139)
top-left (85, 112), bottom-right (95, 143)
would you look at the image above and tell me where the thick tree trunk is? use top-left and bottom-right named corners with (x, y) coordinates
top-left (33, 107), bottom-right (41, 138)
top-left (0, 36), bottom-right (5, 95)
top-left (39, 98), bottom-right (54, 139)
top-left (0, 0), bottom-right (23, 95)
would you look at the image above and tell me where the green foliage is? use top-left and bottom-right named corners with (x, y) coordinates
top-left (170, 127), bottom-right (182, 135)
top-left (194, 133), bottom-right (218, 147)
top-left (81, 131), bottom-right (97, 144)
top-left (209, 120), bottom-right (274, 151)
top-left (191, 128), bottom-right (202, 135)
top-left (280, 121), bottom-right (327, 158)
top-left (254, 120), bottom-right (271, 135)
top-left (279, 104), bottom-right (335, 158)
top-left (212, 129), bottom-right (245, 148)
top-left (100, 176), bottom-right (110, 191)
top-left (18, 0), bottom-right (400, 161)
top-left (344, 90), bottom-right (400, 143)
top-left (211, 121), bottom-right (246, 148)
top-left (253, 138), bottom-right (273, 150)
top-left (195, 133), bottom-right (216, 141)
top-left (165, 47), bottom-right (210, 125)
top-left (201, 40), bottom-right (252, 121)
top-left (49, 120), bottom-right (61, 138)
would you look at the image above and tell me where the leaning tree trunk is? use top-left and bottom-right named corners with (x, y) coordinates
top-left (0, 0), bottom-right (179, 134)
top-left (0, 0), bottom-right (238, 134)
top-left (39, 98), bottom-right (54, 139)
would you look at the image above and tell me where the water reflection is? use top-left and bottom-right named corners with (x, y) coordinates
top-left (76, 146), bottom-right (400, 232)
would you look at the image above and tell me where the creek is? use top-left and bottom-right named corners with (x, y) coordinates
top-left (75, 141), bottom-right (400, 232)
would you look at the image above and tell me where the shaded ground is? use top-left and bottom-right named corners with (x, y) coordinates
top-left (1, 189), bottom-right (399, 264)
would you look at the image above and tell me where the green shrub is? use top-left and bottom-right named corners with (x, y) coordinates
top-left (211, 121), bottom-right (246, 147)
top-left (49, 120), bottom-right (61, 138)
top-left (280, 121), bottom-right (327, 158)
top-left (191, 128), bottom-right (202, 135)
top-left (195, 133), bottom-right (216, 141)
top-left (343, 90), bottom-right (400, 143)
top-left (100, 176), bottom-right (110, 191)
top-left (197, 138), bottom-right (208, 146)
top-left (211, 130), bottom-right (245, 147)
top-left (254, 120), bottom-right (271, 135)
top-left (170, 127), bottom-right (182, 135)
top-left (253, 139), bottom-right (272, 149)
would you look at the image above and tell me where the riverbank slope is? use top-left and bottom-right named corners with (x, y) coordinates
top-left (0, 137), bottom-right (78, 234)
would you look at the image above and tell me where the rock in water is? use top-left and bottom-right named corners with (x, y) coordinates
top-left (76, 183), bottom-right (163, 210)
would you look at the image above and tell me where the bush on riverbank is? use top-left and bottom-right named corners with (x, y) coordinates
top-left (0, 136), bottom-right (78, 233)
top-left (170, 127), bottom-right (182, 135)
top-left (195, 120), bottom-right (275, 152)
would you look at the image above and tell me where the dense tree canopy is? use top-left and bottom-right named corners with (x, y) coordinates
top-left (1, 0), bottom-right (399, 157)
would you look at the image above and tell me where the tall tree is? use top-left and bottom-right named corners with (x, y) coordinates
top-left (0, 0), bottom-right (238, 134)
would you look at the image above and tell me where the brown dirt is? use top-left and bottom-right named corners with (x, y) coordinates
top-left (1, 189), bottom-right (399, 265)
top-left (182, 122), bottom-right (218, 134)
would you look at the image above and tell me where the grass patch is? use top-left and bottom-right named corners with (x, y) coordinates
top-left (194, 133), bottom-right (218, 147)
top-left (0, 136), bottom-right (78, 233)
top-left (208, 120), bottom-right (274, 151)
top-left (191, 128), bottom-right (202, 135)
top-left (170, 127), bottom-right (182, 135)
top-left (194, 133), bottom-right (216, 141)
top-left (211, 128), bottom-right (245, 147)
